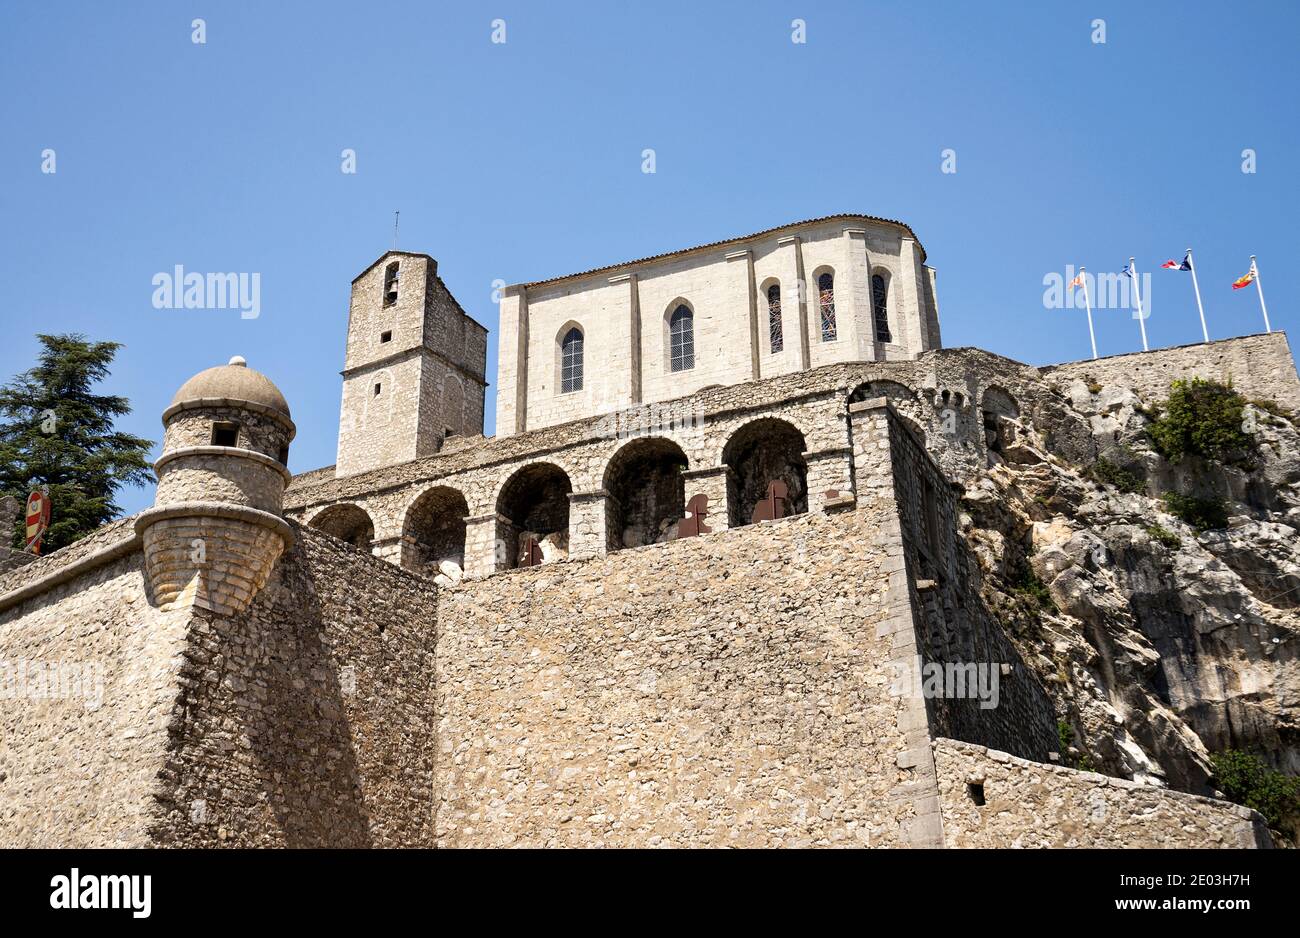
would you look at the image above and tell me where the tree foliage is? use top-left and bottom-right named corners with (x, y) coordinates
top-left (0, 334), bottom-right (154, 552)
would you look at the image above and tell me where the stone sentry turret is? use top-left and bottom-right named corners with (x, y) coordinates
top-left (135, 356), bottom-right (295, 615)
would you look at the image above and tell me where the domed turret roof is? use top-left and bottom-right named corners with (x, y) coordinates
top-left (170, 356), bottom-right (291, 419)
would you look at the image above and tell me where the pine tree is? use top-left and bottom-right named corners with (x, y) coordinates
top-left (0, 334), bottom-right (154, 553)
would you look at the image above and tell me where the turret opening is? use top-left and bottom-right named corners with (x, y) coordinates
top-left (211, 421), bottom-right (240, 447)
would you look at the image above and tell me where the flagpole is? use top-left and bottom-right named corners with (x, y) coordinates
top-left (1186, 248), bottom-right (1209, 343)
top-left (1129, 256), bottom-right (1149, 352)
top-left (1252, 255), bottom-right (1271, 333)
top-left (1080, 266), bottom-right (1097, 359)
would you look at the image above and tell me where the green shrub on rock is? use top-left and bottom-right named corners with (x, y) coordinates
top-left (1085, 458), bottom-right (1146, 494)
top-left (1147, 378), bottom-right (1255, 464)
top-left (1145, 524), bottom-right (1181, 550)
top-left (1210, 750), bottom-right (1300, 831)
top-left (1161, 492), bottom-right (1229, 531)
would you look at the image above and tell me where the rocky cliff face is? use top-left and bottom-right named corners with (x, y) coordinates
top-left (956, 374), bottom-right (1299, 810)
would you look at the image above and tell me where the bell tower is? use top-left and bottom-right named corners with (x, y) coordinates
top-left (336, 252), bottom-right (488, 478)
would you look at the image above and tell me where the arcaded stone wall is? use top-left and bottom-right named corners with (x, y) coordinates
top-left (1042, 332), bottom-right (1299, 412)
top-left (147, 525), bottom-right (439, 847)
top-left (933, 738), bottom-right (1272, 848)
top-left (288, 344), bottom-right (1075, 570)
top-left (433, 506), bottom-right (940, 847)
top-left (0, 547), bottom-right (185, 847)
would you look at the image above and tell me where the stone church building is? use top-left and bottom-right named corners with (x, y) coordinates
top-left (0, 214), bottom-right (1287, 847)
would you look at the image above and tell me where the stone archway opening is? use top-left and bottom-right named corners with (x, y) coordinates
top-left (496, 463), bottom-right (573, 568)
top-left (981, 386), bottom-right (1021, 459)
top-left (849, 379), bottom-right (927, 443)
top-left (403, 486), bottom-right (469, 578)
top-left (603, 437), bottom-right (689, 550)
top-left (722, 418), bottom-right (809, 527)
top-left (308, 504), bottom-right (375, 551)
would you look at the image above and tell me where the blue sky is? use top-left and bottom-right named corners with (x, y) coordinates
top-left (2, 1), bottom-right (1296, 515)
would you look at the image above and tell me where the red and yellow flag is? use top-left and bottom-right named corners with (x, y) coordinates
top-left (1232, 267), bottom-right (1256, 290)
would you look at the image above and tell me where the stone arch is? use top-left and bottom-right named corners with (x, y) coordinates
top-left (981, 385), bottom-right (1021, 457)
top-left (308, 503), bottom-right (375, 551)
top-left (722, 418), bottom-right (809, 527)
top-left (980, 385), bottom-right (1020, 420)
top-left (849, 378), bottom-right (916, 406)
top-left (849, 379), bottom-right (926, 442)
top-left (403, 485), bottom-right (469, 576)
top-left (442, 374), bottom-right (465, 438)
top-left (603, 436), bottom-right (689, 550)
top-left (495, 462), bottom-right (573, 568)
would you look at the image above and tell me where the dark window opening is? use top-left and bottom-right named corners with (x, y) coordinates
top-left (767, 284), bottom-right (783, 354)
top-left (382, 261), bottom-right (399, 307)
top-left (981, 387), bottom-right (1021, 462)
top-left (380, 330), bottom-right (392, 344)
top-left (919, 475), bottom-right (941, 577)
top-left (872, 273), bottom-right (892, 343)
top-left (211, 422), bottom-right (239, 447)
top-left (277, 444), bottom-right (290, 466)
top-left (374, 383), bottom-right (382, 396)
top-left (966, 782), bottom-right (986, 806)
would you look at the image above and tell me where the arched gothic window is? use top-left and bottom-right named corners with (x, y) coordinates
top-left (767, 284), bottom-right (783, 353)
top-left (669, 305), bottom-right (694, 372)
top-left (560, 326), bottom-right (584, 393)
top-left (818, 272), bottom-right (837, 342)
top-left (872, 274), bottom-right (892, 343)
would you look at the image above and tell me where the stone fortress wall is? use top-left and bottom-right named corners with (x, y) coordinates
top-left (4, 338), bottom-right (1280, 846)
top-left (429, 400), bottom-right (1064, 847)
top-left (1043, 332), bottom-right (1300, 412)
top-left (0, 522), bottom-right (441, 847)
top-left (145, 526), bottom-right (440, 848)
top-left (0, 531), bottom-right (175, 847)
top-left (933, 738), bottom-right (1272, 848)
top-left (434, 503), bottom-right (925, 847)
